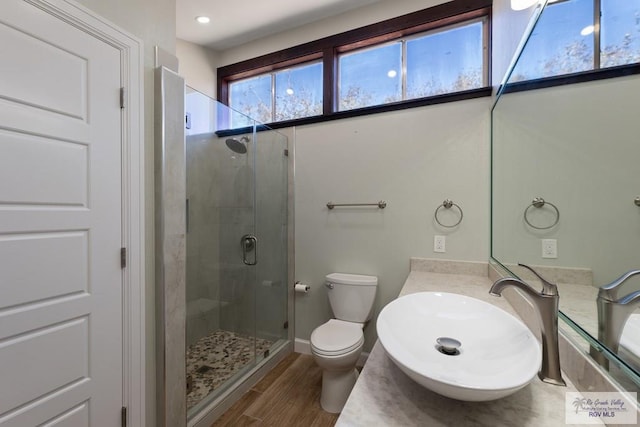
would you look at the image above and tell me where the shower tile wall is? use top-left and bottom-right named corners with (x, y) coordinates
top-left (186, 134), bottom-right (258, 344)
top-left (186, 131), bottom-right (223, 346)
top-left (215, 138), bottom-right (288, 342)
top-left (186, 91), bottom-right (288, 347)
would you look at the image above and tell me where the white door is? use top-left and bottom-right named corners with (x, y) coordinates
top-left (0, 1), bottom-right (123, 425)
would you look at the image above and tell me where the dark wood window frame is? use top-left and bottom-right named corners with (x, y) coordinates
top-left (501, 63), bottom-right (640, 95)
top-left (217, 0), bottom-right (492, 130)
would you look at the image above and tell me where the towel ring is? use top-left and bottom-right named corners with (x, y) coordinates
top-left (434, 199), bottom-right (463, 228)
top-left (524, 197), bottom-right (560, 230)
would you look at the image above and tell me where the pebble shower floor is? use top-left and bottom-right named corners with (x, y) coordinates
top-left (186, 330), bottom-right (272, 409)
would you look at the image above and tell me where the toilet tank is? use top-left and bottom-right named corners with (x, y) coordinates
top-left (325, 273), bottom-right (378, 323)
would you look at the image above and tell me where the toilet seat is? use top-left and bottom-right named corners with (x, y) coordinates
top-left (311, 319), bottom-right (364, 357)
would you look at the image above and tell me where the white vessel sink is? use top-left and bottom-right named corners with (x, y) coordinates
top-left (620, 313), bottom-right (640, 369)
top-left (376, 291), bottom-right (541, 401)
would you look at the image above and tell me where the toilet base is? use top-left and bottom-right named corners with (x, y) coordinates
top-left (320, 368), bottom-right (359, 413)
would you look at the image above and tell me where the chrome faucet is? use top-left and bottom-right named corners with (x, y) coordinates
top-left (591, 270), bottom-right (640, 369)
top-left (489, 264), bottom-right (566, 386)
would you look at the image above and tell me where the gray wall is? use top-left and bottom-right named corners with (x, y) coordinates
top-left (294, 99), bottom-right (490, 350)
top-left (177, 40), bottom-right (219, 98)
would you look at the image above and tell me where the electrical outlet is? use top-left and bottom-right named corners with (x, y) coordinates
top-left (542, 239), bottom-right (557, 259)
top-left (434, 235), bottom-right (446, 253)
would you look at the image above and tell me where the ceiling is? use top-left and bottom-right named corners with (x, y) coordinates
top-left (176, 0), bottom-right (384, 51)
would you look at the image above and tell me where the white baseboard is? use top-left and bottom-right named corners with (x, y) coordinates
top-left (294, 337), bottom-right (311, 354)
top-left (294, 337), bottom-right (369, 367)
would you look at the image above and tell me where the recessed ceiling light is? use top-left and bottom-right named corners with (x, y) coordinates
top-left (195, 16), bottom-right (211, 24)
top-left (387, 69), bottom-right (397, 78)
top-left (286, 88), bottom-right (294, 95)
top-left (580, 25), bottom-right (595, 36)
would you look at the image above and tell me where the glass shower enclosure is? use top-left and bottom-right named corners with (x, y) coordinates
top-left (184, 87), bottom-right (289, 419)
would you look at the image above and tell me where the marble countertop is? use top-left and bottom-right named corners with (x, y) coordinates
top-left (336, 269), bottom-right (600, 427)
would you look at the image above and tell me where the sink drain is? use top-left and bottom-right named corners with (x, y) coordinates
top-left (436, 337), bottom-right (461, 356)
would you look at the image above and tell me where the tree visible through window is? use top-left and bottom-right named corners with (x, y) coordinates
top-left (339, 42), bottom-right (402, 110)
top-left (601, 0), bottom-right (640, 67)
top-left (338, 20), bottom-right (485, 111)
top-left (510, 0), bottom-right (640, 82)
top-left (406, 22), bottom-right (484, 99)
top-left (275, 62), bottom-right (323, 122)
top-left (229, 74), bottom-right (271, 127)
top-left (229, 61), bottom-right (322, 127)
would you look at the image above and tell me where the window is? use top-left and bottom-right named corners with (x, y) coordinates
top-left (406, 21), bottom-right (484, 98)
top-left (338, 42), bottom-right (402, 110)
top-left (219, 0), bottom-right (491, 128)
top-left (601, 0), bottom-right (640, 68)
top-left (510, 0), bottom-right (640, 82)
top-left (229, 74), bottom-right (271, 127)
top-left (274, 62), bottom-right (323, 121)
top-left (337, 20), bottom-right (485, 111)
top-left (229, 61), bottom-right (323, 127)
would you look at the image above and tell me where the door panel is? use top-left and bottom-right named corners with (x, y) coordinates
top-left (0, 232), bottom-right (88, 308)
top-left (41, 402), bottom-right (90, 427)
top-left (0, 19), bottom-right (87, 120)
top-left (0, 1), bottom-right (123, 425)
top-left (0, 318), bottom-right (89, 415)
top-left (0, 131), bottom-right (88, 206)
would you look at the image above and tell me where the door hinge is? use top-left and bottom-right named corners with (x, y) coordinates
top-left (121, 407), bottom-right (127, 427)
top-left (120, 87), bottom-right (126, 109)
top-left (283, 320), bottom-right (289, 329)
top-left (284, 149), bottom-right (289, 157)
top-left (121, 247), bottom-right (127, 269)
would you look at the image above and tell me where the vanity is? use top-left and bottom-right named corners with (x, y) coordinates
top-left (336, 259), bottom-right (604, 427)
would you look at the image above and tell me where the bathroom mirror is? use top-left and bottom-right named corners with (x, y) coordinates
top-left (491, 0), bottom-right (640, 392)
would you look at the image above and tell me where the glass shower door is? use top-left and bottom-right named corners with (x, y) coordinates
top-left (184, 88), bottom-right (288, 418)
top-left (185, 89), bottom-right (258, 414)
top-left (254, 128), bottom-right (289, 355)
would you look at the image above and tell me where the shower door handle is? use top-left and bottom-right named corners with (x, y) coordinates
top-left (241, 234), bottom-right (257, 266)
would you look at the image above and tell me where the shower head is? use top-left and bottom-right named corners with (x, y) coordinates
top-left (225, 136), bottom-right (249, 154)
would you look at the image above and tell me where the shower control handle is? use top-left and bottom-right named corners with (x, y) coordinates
top-left (241, 234), bottom-right (257, 266)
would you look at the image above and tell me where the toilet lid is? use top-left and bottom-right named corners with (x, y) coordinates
top-left (310, 319), bottom-right (364, 356)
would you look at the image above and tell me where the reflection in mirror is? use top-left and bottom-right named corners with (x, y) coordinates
top-left (491, 0), bottom-right (640, 399)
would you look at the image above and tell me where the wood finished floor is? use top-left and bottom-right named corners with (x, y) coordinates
top-left (212, 352), bottom-right (339, 427)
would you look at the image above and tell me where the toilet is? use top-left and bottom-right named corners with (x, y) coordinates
top-left (310, 273), bottom-right (378, 413)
